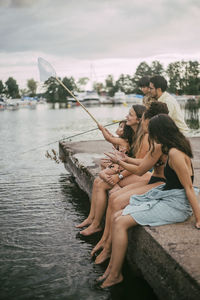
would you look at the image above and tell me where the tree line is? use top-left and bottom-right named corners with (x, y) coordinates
top-left (0, 60), bottom-right (200, 102)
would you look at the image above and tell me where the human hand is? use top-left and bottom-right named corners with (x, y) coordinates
top-left (100, 158), bottom-right (112, 169)
top-left (117, 150), bottom-right (127, 161)
top-left (104, 152), bottom-right (119, 164)
top-left (99, 170), bottom-right (111, 182)
top-left (112, 147), bottom-right (128, 161)
top-left (105, 174), bottom-right (120, 186)
top-left (98, 123), bottom-right (104, 131)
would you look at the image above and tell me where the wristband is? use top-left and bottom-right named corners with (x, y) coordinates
top-left (118, 174), bottom-right (124, 180)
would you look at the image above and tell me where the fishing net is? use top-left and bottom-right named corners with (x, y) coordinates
top-left (37, 57), bottom-right (98, 124)
top-left (38, 57), bottom-right (56, 82)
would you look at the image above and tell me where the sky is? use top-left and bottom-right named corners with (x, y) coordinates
top-left (0, 0), bottom-right (200, 90)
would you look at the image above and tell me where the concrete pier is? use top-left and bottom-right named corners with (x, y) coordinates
top-left (59, 137), bottom-right (200, 300)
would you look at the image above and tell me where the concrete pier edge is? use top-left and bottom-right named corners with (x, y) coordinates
top-left (59, 138), bottom-right (200, 300)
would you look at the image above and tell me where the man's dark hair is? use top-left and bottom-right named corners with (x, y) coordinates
top-left (150, 76), bottom-right (167, 92)
top-left (138, 76), bottom-right (150, 87)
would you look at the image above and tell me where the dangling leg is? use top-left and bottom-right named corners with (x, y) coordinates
top-left (76, 177), bottom-right (101, 228)
top-left (95, 180), bottom-right (163, 262)
top-left (91, 180), bottom-right (146, 257)
top-left (96, 210), bottom-right (123, 282)
top-left (90, 183), bottom-right (130, 256)
top-left (80, 180), bottom-right (112, 236)
top-left (101, 213), bottom-right (137, 288)
top-left (90, 203), bottom-right (112, 256)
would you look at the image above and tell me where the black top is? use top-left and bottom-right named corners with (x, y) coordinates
top-left (163, 159), bottom-right (194, 190)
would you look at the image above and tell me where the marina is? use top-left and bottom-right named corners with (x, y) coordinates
top-left (1, 93), bottom-right (197, 111)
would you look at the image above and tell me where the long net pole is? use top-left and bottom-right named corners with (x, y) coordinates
top-left (55, 77), bottom-right (98, 124)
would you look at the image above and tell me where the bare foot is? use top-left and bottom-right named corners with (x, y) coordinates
top-left (97, 264), bottom-right (111, 282)
top-left (96, 271), bottom-right (109, 283)
top-left (101, 274), bottom-right (123, 289)
top-left (95, 247), bottom-right (111, 264)
top-left (75, 217), bottom-right (93, 228)
top-left (79, 224), bottom-right (102, 236)
top-left (91, 240), bottom-right (105, 257)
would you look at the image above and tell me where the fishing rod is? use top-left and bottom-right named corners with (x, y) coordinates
top-left (10, 121), bottom-right (120, 157)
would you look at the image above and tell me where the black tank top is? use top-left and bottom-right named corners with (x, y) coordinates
top-left (163, 160), bottom-right (194, 190)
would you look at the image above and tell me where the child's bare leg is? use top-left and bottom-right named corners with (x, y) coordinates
top-left (80, 180), bottom-right (112, 236)
top-left (101, 214), bottom-right (137, 288)
top-left (90, 204), bottom-right (112, 256)
top-left (76, 177), bottom-right (101, 228)
top-left (91, 182), bottom-right (142, 257)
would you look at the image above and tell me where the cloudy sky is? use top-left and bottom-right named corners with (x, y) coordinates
top-left (0, 0), bottom-right (200, 89)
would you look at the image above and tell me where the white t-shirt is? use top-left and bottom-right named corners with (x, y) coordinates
top-left (158, 92), bottom-right (189, 135)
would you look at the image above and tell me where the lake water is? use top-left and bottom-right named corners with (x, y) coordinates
top-left (0, 103), bottom-right (199, 300)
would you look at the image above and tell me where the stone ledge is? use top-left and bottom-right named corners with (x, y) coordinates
top-left (59, 138), bottom-right (200, 300)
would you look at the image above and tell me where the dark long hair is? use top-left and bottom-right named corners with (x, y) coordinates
top-left (130, 104), bottom-right (146, 157)
top-left (119, 120), bottom-right (133, 147)
top-left (148, 114), bottom-right (193, 157)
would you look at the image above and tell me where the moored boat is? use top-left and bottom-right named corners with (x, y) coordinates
top-left (0, 98), bottom-right (6, 110)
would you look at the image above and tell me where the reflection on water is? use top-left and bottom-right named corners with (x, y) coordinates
top-left (1, 103), bottom-right (198, 300)
top-left (185, 101), bottom-right (200, 130)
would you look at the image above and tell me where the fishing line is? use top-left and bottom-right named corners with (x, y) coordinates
top-left (0, 121), bottom-right (119, 161)
top-left (20, 121), bottom-right (119, 155)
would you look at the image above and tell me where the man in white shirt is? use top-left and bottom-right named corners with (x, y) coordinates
top-left (149, 76), bottom-right (189, 135)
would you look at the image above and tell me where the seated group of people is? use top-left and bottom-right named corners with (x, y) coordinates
top-left (76, 76), bottom-right (200, 289)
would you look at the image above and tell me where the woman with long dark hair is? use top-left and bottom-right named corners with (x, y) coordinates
top-left (99, 114), bottom-right (200, 289)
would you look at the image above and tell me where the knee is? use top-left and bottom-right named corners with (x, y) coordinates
top-left (94, 177), bottom-right (101, 186)
top-left (96, 179), bottom-right (108, 190)
top-left (113, 211), bottom-right (121, 222)
top-left (113, 214), bottom-right (124, 230)
top-left (110, 197), bottom-right (121, 211)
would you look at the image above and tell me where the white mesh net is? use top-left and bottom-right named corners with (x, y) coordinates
top-left (37, 57), bottom-right (56, 82)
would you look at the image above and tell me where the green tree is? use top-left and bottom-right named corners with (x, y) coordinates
top-left (105, 75), bottom-right (117, 97)
top-left (76, 77), bottom-right (89, 92)
top-left (166, 60), bottom-right (200, 95)
top-left (115, 74), bottom-right (135, 94)
top-left (166, 62), bottom-right (182, 94)
top-left (58, 77), bottom-right (77, 102)
top-left (27, 78), bottom-right (37, 96)
top-left (132, 61), bottom-right (152, 93)
top-left (0, 80), bottom-right (5, 96)
top-left (151, 60), bottom-right (165, 76)
top-left (44, 76), bottom-right (77, 103)
top-left (183, 61), bottom-right (200, 95)
top-left (5, 77), bottom-right (20, 98)
top-left (44, 77), bottom-right (59, 103)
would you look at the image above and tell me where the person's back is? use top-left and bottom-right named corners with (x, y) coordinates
top-left (149, 76), bottom-right (189, 135)
top-left (158, 91), bottom-right (189, 135)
